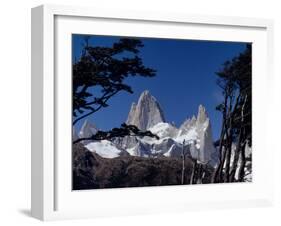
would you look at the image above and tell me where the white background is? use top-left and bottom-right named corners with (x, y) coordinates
top-left (0, 0), bottom-right (280, 225)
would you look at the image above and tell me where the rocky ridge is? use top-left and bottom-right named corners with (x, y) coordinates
top-left (75, 90), bottom-right (219, 166)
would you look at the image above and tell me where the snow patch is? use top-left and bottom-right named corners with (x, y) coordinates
top-left (85, 140), bottom-right (123, 158)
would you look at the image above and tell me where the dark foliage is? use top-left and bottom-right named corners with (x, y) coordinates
top-left (73, 123), bottom-right (159, 144)
top-left (72, 37), bottom-right (158, 143)
top-left (73, 38), bottom-right (156, 125)
top-left (212, 44), bottom-right (252, 183)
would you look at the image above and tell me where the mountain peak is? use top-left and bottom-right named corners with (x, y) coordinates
top-left (141, 90), bottom-right (150, 96)
top-left (180, 115), bottom-right (197, 131)
top-left (138, 90), bottom-right (157, 105)
top-left (197, 104), bottom-right (208, 125)
top-left (126, 90), bottom-right (165, 130)
top-left (79, 119), bottom-right (98, 140)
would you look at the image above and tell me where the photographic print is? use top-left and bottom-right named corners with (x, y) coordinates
top-left (72, 34), bottom-right (252, 190)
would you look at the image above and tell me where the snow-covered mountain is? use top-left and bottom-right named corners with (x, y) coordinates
top-left (77, 90), bottom-right (219, 166)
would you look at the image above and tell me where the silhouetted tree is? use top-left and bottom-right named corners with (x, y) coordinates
top-left (212, 44), bottom-right (252, 183)
top-left (72, 36), bottom-right (157, 143)
top-left (73, 123), bottom-right (159, 144)
top-left (181, 140), bottom-right (186, 184)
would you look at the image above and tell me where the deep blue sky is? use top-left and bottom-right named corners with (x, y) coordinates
top-left (72, 34), bottom-right (248, 139)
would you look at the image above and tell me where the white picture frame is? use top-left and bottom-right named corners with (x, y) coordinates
top-left (31, 4), bottom-right (274, 221)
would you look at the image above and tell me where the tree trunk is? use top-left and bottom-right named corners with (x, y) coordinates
top-left (212, 95), bottom-right (229, 183)
top-left (237, 143), bottom-right (246, 182)
top-left (212, 121), bottom-right (226, 183)
top-left (196, 164), bottom-right (203, 184)
top-left (181, 140), bottom-right (186, 185)
top-left (223, 145), bottom-right (231, 182)
top-left (217, 123), bottom-right (231, 182)
top-left (223, 94), bottom-right (235, 182)
top-left (233, 95), bottom-right (248, 182)
top-left (190, 159), bottom-right (197, 184)
top-left (229, 129), bottom-right (243, 182)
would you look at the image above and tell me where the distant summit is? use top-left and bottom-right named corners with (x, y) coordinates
top-left (126, 90), bottom-right (165, 130)
top-left (79, 119), bottom-right (98, 144)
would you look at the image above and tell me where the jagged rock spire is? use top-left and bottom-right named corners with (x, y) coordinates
top-left (180, 115), bottom-right (197, 131)
top-left (198, 118), bottom-right (216, 164)
top-left (79, 119), bottom-right (98, 139)
top-left (126, 90), bottom-right (165, 130)
top-left (196, 104), bottom-right (208, 126)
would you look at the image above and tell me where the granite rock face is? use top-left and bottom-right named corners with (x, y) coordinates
top-left (126, 90), bottom-right (165, 130)
top-left (78, 119), bottom-right (98, 144)
top-left (198, 118), bottom-right (217, 165)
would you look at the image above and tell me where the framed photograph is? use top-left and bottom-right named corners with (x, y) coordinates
top-left (31, 4), bottom-right (274, 221)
